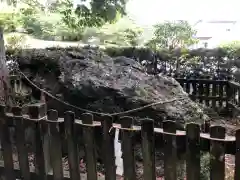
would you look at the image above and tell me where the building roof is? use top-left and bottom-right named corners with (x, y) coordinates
top-left (206, 20), bottom-right (237, 24)
top-left (196, 37), bottom-right (212, 40)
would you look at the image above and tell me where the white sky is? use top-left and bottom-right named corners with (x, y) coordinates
top-left (126, 0), bottom-right (240, 26)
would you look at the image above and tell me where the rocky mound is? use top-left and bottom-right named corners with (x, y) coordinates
top-left (7, 46), bottom-right (208, 127)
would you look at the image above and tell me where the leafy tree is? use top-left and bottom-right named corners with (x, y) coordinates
top-left (123, 28), bottom-right (142, 46)
top-left (145, 21), bottom-right (198, 75)
top-left (219, 41), bottom-right (240, 58)
top-left (58, 0), bottom-right (128, 30)
top-left (146, 20), bottom-right (198, 50)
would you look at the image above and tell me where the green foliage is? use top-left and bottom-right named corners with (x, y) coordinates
top-left (200, 153), bottom-right (210, 180)
top-left (123, 28), bottom-right (142, 46)
top-left (0, 12), bottom-right (19, 32)
top-left (5, 33), bottom-right (29, 49)
top-left (58, 0), bottom-right (127, 30)
top-left (0, 0), bottom-right (130, 42)
top-left (104, 46), bottom-right (234, 78)
top-left (219, 41), bottom-right (240, 58)
top-left (146, 20), bottom-right (198, 50)
top-left (96, 17), bottom-right (143, 46)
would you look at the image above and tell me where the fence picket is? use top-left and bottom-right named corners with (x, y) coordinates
top-left (121, 116), bottom-right (136, 180)
top-left (81, 113), bottom-right (97, 180)
top-left (212, 83), bottom-right (217, 108)
top-left (0, 105), bottom-right (14, 180)
top-left (192, 82), bottom-right (197, 101)
top-left (28, 104), bottom-right (47, 180)
top-left (235, 129), bottom-right (240, 180)
top-left (205, 82), bottom-right (210, 106)
top-left (101, 115), bottom-right (116, 180)
top-left (219, 82), bottom-right (224, 107)
top-left (210, 126), bottom-right (226, 180)
top-left (163, 120), bottom-right (177, 180)
top-left (186, 81), bottom-right (190, 94)
top-left (199, 82), bottom-right (204, 104)
top-left (12, 106), bottom-right (31, 180)
top-left (64, 111), bottom-right (81, 180)
top-left (186, 123), bottom-right (200, 180)
top-left (141, 118), bottom-right (155, 180)
top-left (41, 115), bottom-right (51, 173)
top-left (48, 109), bottom-right (63, 180)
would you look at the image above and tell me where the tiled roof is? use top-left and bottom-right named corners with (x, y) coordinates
top-left (196, 37), bottom-right (212, 40)
top-left (206, 20), bottom-right (237, 24)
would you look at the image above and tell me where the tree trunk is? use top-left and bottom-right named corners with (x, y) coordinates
top-left (0, 27), bottom-right (9, 105)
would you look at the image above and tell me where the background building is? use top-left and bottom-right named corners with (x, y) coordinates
top-left (192, 20), bottom-right (240, 48)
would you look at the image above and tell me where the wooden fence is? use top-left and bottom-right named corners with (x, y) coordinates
top-left (0, 103), bottom-right (239, 180)
top-left (227, 81), bottom-right (240, 115)
top-left (176, 79), bottom-right (232, 110)
top-left (10, 74), bottom-right (238, 113)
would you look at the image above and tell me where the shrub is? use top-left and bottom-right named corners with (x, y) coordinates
top-left (0, 12), bottom-right (19, 32)
top-left (5, 33), bottom-right (28, 49)
top-left (200, 152), bottom-right (210, 180)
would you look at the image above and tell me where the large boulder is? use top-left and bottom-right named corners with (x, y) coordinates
top-left (7, 46), bottom-right (208, 127)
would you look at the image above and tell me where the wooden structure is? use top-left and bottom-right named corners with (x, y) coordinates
top-left (176, 78), bottom-right (229, 109)
top-left (0, 103), bottom-right (239, 180)
top-left (175, 78), bottom-right (240, 116)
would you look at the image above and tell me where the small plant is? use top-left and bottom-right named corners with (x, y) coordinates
top-left (5, 33), bottom-right (28, 49)
top-left (200, 152), bottom-right (210, 180)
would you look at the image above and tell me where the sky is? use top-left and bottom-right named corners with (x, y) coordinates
top-left (126, 0), bottom-right (240, 26)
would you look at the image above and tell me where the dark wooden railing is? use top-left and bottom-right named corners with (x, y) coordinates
top-left (228, 81), bottom-right (240, 114)
top-left (0, 103), bottom-right (239, 180)
top-left (176, 78), bottom-right (229, 109)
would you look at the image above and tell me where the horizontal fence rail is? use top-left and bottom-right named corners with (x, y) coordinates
top-left (0, 103), bottom-right (239, 179)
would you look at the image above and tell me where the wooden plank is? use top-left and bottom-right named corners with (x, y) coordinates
top-left (101, 115), bottom-right (116, 180)
top-left (224, 84), bottom-right (228, 108)
top-left (212, 83), bottom-right (217, 108)
top-left (0, 105), bottom-right (15, 180)
top-left (121, 116), bottom-right (136, 180)
top-left (186, 81), bottom-right (190, 94)
top-left (219, 82), bottom-right (224, 107)
top-left (12, 106), bottom-right (31, 180)
top-left (198, 82), bottom-right (204, 104)
top-left (235, 129), bottom-right (240, 180)
top-left (28, 104), bottom-right (47, 180)
top-left (41, 117), bottom-right (51, 173)
top-left (48, 110), bottom-right (63, 180)
top-left (186, 123), bottom-right (200, 180)
top-left (141, 118), bottom-right (155, 180)
top-left (81, 113), bottom-right (97, 180)
top-left (163, 120), bottom-right (177, 180)
top-left (64, 111), bottom-right (81, 180)
top-left (227, 81), bottom-right (234, 110)
top-left (205, 82), bottom-right (210, 106)
top-left (210, 126), bottom-right (225, 180)
top-left (191, 81), bottom-right (197, 101)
